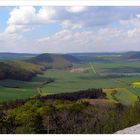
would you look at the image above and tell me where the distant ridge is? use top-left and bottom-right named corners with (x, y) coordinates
top-left (1, 51), bottom-right (140, 63)
top-left (0, 53), bottom-right (37, 60)
top-left (123, 52), bottom-right (140, 59)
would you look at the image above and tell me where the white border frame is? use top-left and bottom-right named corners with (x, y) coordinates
top-left (0, 134), bottom-right (140, 140)
top-left (0, 1), bottom-right (140, 140)
top-left (0, 0), bottom-right (140, 6)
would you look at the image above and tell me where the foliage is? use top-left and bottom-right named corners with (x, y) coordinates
top-left (0, 60), bottom-right (43, 81)
top-left (1, 93), bottom-right (140, 134)
top-left (39, 88), bottom-right (106, 101)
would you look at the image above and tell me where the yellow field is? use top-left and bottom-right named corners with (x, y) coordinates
top-left (131, 82), bottom-right (140, 88)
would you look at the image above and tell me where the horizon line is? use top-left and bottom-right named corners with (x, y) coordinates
top-left (0, 51), bottom-right (140, 54)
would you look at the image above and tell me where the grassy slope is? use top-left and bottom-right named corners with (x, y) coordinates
top-left (114, 88), bottom-right (138, 106)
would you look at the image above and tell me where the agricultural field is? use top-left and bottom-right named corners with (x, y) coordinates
top-left (0, 53), bottom-right (139, 104)
top-left (131, 82), bottom-right (140, 88)
top-left (41, 61), bottom-right (140, 105)
top-left (0, 56), bottom-right (140, 105)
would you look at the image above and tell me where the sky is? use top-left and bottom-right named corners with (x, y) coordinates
top-left (1, 6), bottom-right (140, 53)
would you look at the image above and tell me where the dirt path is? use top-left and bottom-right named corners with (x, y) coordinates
top-left (89, 63), bottom-right (97, 74)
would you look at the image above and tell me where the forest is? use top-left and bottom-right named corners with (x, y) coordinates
top-left (0, 88), bottom-right (140, 134)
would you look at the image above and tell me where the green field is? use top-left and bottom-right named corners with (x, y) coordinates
top-left (1, 60), bottom-right (140, 104)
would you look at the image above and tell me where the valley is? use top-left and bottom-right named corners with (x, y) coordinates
top-left (0, 52), bottom-right (140, 105)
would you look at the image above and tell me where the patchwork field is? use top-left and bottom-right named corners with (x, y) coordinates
top-left (0, 59), bottom-right (140, 105)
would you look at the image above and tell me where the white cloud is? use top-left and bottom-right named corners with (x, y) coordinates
top-left (7, 6), bottom-right (56, 25)
top-left (7, 7), bottom-right (36, 25)
top-left (37, 7), bottom-right (56, 22)
top-left (61, 20), bottom-right (82, 29)
top-left (6, 6), bottom-right (140, 33)
top-left (36, 25), bottom-right (140, 53)
top-left (2, 26), bottom-right (140, 53)
top-left (65, 6), bottom-right (87, 13)
top-left (3, 6), bottom-right (140, 53)
top-left (6, 6), bottom-right (56, 33)
top-left (0, 32), bottom-right (22, 42)
top-left (5, 25), bottom-right (32, 33)
top-left (0, 31), bottom-right (25, 52)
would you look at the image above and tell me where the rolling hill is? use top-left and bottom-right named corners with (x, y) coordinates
top-left (0, 53), bottom-right (79, 81)
top-left (27, 53), bottom-right (79, 69)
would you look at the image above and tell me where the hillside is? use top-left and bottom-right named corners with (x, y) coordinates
top-left (0, 60), bottom-right (43, 81)
top-left (0, 88), bottom-right (119, 134)
top-left (0, 53), bottom-right (79, 81)
top-left (27, 53), bottom-right (79, 69)
top-left (0, 89), bottom-right (140, 134)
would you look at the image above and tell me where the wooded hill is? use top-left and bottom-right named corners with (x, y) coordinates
top-left (0, 88), bottom-right (140, 134)
top-left (0, 60), bottom-right (43, 81)
top-left (27, 53), bottom-right (79, 69)
top-left (0, 53), bottom-right (79, 81)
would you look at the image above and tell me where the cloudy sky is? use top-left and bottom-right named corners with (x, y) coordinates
top-left (1, 6), bottom-right (140, 53)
